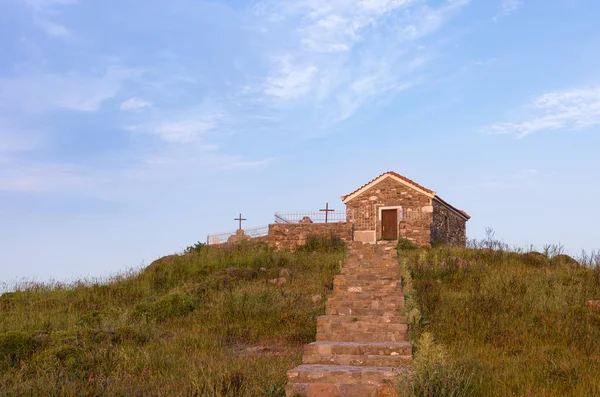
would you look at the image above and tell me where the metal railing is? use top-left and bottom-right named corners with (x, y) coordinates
top-left (206, 225), bottom-right (269, 245)
top-left (274, 211), bottom-right (348, 224)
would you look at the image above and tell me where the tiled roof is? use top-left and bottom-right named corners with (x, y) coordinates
top-left (341, 171), bottom-right (435, 201)
top-left (341, 171), bottom-right (470, 220)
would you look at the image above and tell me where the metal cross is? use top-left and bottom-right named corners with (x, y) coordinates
top-left (319, 202), bottom-right (335, 224)
top-left (234, 213), bottom-right (247, 230)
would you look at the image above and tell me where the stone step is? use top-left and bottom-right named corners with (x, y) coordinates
top-left (325, 306), bottom-right (403, 316)
top-left (334, 277), bottom-right (401, 285)
top-left (341, 268), bottom-right (400, 278)
top-left (328, 293), bottom-right (405, 303)
top-left (303, 353), bottom-right (411, 367)
top-left (304, 341), bottom-right (412, 356)
top-left (342, 261), bottom-right (397, 267)
top-left (317, 317), bottom-right (408, 334)
top-left (334, 276), bottom-right (401, 287)
top-left (342, 262), bottom-right (397, 268)
top-left (333, 285), bottom-right (402, 294)
top-left (341, 271), bottom-right (399, 278)
top-left (336, 274), bottom-right (398, 281)
top-left (317, 315), bottom-right (408, 325)
top-left (337, 271), bottom-right (400, 278)
top-left (283, 245), bottom-right (409, 396)
top-left (332, 292), bottom-right (404, 300)
top-left (286, 364), bottom-right (397, 385)
top-left (316, 331), bottom-right (407, 342)
top-left (285, 382), bottom-right (397, 397)
top-left (333, 284), bottom-right (401, 293)
top-left (326, 300), bottom-right (404, 312)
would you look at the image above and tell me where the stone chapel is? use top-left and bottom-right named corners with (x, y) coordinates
top-left (343, 171), bottom-right (470, 246)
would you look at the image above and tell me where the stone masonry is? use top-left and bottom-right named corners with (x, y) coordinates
top-left (431, 200), bottom-right (467, 246)
top-left (268, 223), bottom-right (353, 251)
top-left (345, 176), bottom-right (432, 246)
top-left (343, 172), bottom-right (470, 247)
top-left (285, 242), bottom-right (411, 397)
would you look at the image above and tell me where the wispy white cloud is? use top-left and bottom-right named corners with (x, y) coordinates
top-left (127, 104), bottom-right (224, 144)
top-left (494, 0), bottom-right (523, 21)
top-left (255, 0), bottom-right (470, 123)
top-left (145, 120), bottom-right (218, 143)
top-left (25, 0), bottom-right (78, 10)
top-left (459, 57), bottom-right (498, 72)
top-left (0, 68), bottom-right (138, 113)
top-left (264, 60), bottom-right (318, 100)
top-left (0, 0), bottom-right (471, 197)
top-left (24, 0), bottom-right (77, 38)
top-left (0, 163), bottom-right (87, 193)
top-left (36, 18), bottom-right (70, 37)
top-left (120, 98), bottom-right (152, 111)
top-left (258, 0), bottom-right (417, 53)
top-left (484, 87), bottom-right (600, 138)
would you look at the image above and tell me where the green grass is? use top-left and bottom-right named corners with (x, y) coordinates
top-left (5, 231), bottom-right (599, 396)
top-left (399, 243), bottom-right (600, 397)
top-left (0, 238), bottom-right (345, 396)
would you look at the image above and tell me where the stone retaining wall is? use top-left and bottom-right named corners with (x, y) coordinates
top-left (268, 222), bottom-right (353, 250)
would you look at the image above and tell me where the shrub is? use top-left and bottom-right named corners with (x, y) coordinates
top-left (398, 332), bottom-right (477, 397)
top-left (521, 251), bottom-right (550, 268)
top-left (397, 238), bottom-right (417, 251)
top-left (551, 254), bottom-right (580, 268)
top-left (51, 344), bottom-right (83, 370)
top-left (184, 241), bottom-right (207, 254)
top-left (0, 292), bottom-right (16, 311)
top-left (0, 331), bottom-right (41, 366)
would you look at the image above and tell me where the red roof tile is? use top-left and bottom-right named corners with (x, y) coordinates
top-left (341, 171), bottom-right (435, 201)
top-left (342, 171), bottom-right (470, 220)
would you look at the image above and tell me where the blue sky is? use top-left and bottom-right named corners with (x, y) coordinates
top-left (1, 0), bottom-right (599, 284)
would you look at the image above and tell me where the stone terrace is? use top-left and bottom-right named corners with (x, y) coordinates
top-left (286, 242), bottom-right (412, 397)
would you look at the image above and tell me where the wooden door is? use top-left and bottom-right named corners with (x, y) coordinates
top-left (381, 209), bottom-right (398, 240)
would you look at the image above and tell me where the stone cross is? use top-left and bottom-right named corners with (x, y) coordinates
top-left (320, 202), bottom-right (335, 224)
top-left (234, 213), bottom-right (247, 230)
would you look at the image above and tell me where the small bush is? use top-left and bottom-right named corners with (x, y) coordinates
top-left (551, 254), bottom-right (579, 268)
top-left (398, 333), bottom-right (477, 397)
top-left (521, 251), bottom-right (550, 268)
top-left (184, 241), bottom-right (207, 254)
top-left (0, 331), bottom-right (41, 366)
top-left (51, 344), bottom-right (83, 370)
top-left (398, 238), bottom-right (417, 251)
top-left (0, 292), bottom-right (16, 311)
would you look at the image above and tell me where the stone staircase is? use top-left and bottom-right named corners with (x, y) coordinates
top-left (286, 242), bottom-right (411, 397)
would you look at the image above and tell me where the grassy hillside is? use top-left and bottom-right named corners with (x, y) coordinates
top-left (0, 238), bottom-right (345, 396)
top-left (400, 241), bottom-right (600, 397)
top-left (3, 234), bottom-right (599, 397)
